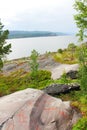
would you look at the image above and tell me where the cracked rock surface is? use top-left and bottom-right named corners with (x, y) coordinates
top-left (0, 88), bottom-right (81, 130)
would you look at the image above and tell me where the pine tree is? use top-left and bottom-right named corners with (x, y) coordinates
top-left (0, 20), bottom-right (11, 70)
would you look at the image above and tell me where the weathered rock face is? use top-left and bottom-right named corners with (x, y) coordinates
top-left (43, 84), bottom-right (80, 95)
top-left (0, 89), bottom-right (81, 130)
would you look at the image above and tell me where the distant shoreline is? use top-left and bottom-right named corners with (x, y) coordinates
top-left (8, 31), bottom-right (71, 39)
top-left (7, 35), bottom-right (75, 40)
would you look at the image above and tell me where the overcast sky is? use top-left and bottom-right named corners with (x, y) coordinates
top-left (0, 0), bottom-right (77, 33)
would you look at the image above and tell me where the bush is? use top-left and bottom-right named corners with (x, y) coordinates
top-left (0, 83), bottom-right (9, 96)
top-left (78, 65), bottom-right (87, 92)
top-left (77, 43), bottom-right (87, 92)
top-left (80, 95), bottom-right (87, 104)
top-left (60, 72), bottom-right (70, 84)
top-left (57, 49), bottom-right (63, 53)
top-left (29, 49), bottom-right (39, 79)
top-left (72, 117), bottom-right (87, 130)
top-left (30, 70), bottom-right (51, 82)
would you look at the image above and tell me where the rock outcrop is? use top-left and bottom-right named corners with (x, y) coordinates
top-left (51, 64), bottom-right (79, 79)
top-left (43, 84), bottom-right (80, 95)
top-left (2, 56), bottom-right (60, 75)
top-left (0, 88), bottom-right (81, 130)
top-left (66, 70), bottom-right (78, 79)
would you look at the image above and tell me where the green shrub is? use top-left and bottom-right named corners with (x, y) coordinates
top-left (77, 43), bottom-right (87, 92)
top-left (53, 53), bottom-right (63, 62)
top-left (30, 70), bottom-right (51, 82)
top-left (78, 65), bottom-right (87, 92)
top-left (57, 49), bottom-right (63, 53)
top-left (0, 69), bottom-right (52, 96)
top-left (60, 72), bottom-right (70, 84)
top-left (80, 95), bottom-right (87, 104)
top-left (37, 70), bottom-right (51, 81)
top-left (72, 117), bottom-right (87, 130)
top-left (0, 83), bottom-right (9, 96)
top-left (29, 49), bottom-right (39, 79)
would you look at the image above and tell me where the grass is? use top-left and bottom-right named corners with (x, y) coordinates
top-left (53, 50), bottom-right (78, 64)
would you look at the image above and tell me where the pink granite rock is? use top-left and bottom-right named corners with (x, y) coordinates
top-left (0, 88), bottom-right (81, 130)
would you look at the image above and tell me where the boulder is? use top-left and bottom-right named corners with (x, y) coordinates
top-left (66, 70), bottom-right (78, 79)
top-left (0, 88), bottom-right (81, 130)
top-left (43, 84), bottom-right (80, 95)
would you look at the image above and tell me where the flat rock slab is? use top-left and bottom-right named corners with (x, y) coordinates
top-left (0, 88), bottom-right (81, 130)
top-left (51, 64), bottom-right (79, 79)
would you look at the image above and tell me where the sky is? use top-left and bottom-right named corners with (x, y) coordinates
top-left (0, 0), bottom-right (78, 33)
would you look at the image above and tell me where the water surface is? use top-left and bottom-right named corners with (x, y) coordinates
top-left (7, 36), bottom-right (86, 60)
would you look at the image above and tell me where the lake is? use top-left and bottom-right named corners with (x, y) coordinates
top-left (6, 36), bottom-right (86, 60)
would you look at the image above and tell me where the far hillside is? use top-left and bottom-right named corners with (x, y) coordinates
top-left (8, 31), bottom-right (69, 39)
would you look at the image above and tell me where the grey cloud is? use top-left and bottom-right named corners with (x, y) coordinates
top-left (6, 5), bottom-right (77, 33)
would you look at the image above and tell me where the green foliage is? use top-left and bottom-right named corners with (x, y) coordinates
top-left (77, 43), bottom-right (87, 66)
top-left (29, 50), bottom-right (52, 85)
top-left (72, 117), bottom-right (87, 130)
top-left (70, 93), bottom-right (87, 130)
top-left (74, 0), bottom-right (87, 93)
top-left (29, 70), bottom-right (52, 88)
top-left (53, 44), bottom-right (78, 64)
top-left (53, 53), bottom-right (63, 62)
top-left (0, 68), bottom-right (78, 97)
top-left (0, 59), bottom-right (3, 70)
top-left (80, 95), bottom-right (87, 104)
top-left (29, 49), bottom-right (39, 78)
top-left (53, 53), bottom-right (78, 64)
top-left (32, 70), bottom-right (51, 82)
top-left (71, 93), bottom-right (87, 114)
top-left (0, 75), bottom-right (10, 96)
top-left (74, 0), bottom-right (87, 41)
top-left (0, 69), bottom-right (52, 96)
top-left (68, 43), bottom-right (76, 51)
top-left (77, 43), bottom-right (87, 92)
top-left (67, 43), bottom-right (77, 60)
top-left (57, 48), bottom-right (63, 53)
top-left (0, 70), bottom-right (31, 96)
top-left (0, 21), bottom-right (11, 70)
top-left (78, 65), bottom-right (87, 92)
top-left (60, 72), bottom-right (70, 84)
